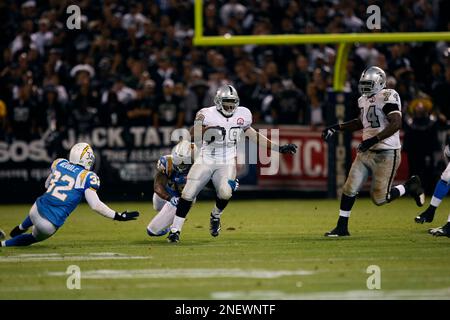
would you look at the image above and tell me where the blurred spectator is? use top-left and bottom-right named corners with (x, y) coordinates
top-left (403, 98), bottom-right (441, 192)
top-left (183, 79), bottom-right (213, 125)
top-left (270, 79), bottom-right (308, 125)
top-left (127, 79), bottom-right (156, 126)
top-left (153, 79), bottom-right (184, 128)
top-left (7, 83), bottom-right (38, 141)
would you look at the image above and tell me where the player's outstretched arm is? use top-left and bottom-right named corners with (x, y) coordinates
top-left (357, 112), bottom-right (401, 152)
top-left (245, 127), bottom-right (298, 154)
top-left (84, 188), bottom-right (139, 221)
top-left (322, 118), bottom-right (363, 141)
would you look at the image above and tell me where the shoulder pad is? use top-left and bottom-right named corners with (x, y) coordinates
top-left (51, 158), bottom-right (67, 170)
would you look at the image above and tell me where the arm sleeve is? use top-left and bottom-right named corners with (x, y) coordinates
top-left (84, 188), bottom-right (116, 219)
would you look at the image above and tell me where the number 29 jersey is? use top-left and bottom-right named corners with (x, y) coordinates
top-left (195, 106), bottom-right (253, 161)
top-left (358, 88), bottom-right (402, 150)
top-left (36, 158), bottom-right (100, 227)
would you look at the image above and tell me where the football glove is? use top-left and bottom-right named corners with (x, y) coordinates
top-left (357, 136), bottom-right (379, 152)
top-left (114, 210), bottom-right (139, 221)
top-left (279, 144), bottom-right (298, 154)
top-left (228, 179), bottom-right (239, 192)
top-left (321, 124), bottom-right (340, 141)
top-left (169, 196), bottom-right (180, 207)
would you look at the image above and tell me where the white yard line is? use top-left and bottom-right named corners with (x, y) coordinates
top-left (0, 252), bottom-right (151, 262)
top-left (47, 268), bottom-right (315, 279)
top-left (211, 288), bottom-right (450, 300)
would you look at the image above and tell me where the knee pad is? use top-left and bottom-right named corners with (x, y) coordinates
top-left (371, 191), bottom-right (387, 206)
top-left (216, 183), bottom-right (232, 200)
top-left (342, 183), bottom-right (358, 198)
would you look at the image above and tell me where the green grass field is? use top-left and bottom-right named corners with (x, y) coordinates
top-left (0, 198), bottom-right (449, 300)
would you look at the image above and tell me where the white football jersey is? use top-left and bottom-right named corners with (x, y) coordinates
top-left (358, 88), bottom-right (402, 150)
top-left (194, 106), bottom-right (252, 161)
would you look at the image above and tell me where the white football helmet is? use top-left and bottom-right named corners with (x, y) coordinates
top-left (69, 142), bottom-right (95, 170)
top-left (358, 66), bottom-right (386, 97)
top-left (171, 140), bottom-right (197, 173)
top-left (214, 84), bottom-right (239, 117)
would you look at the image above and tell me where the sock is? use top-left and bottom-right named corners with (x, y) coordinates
top-left (432, 180), bottom-right (450, 203)
top-left (389, 184), bottom-right (406, 202)
top-left (337, 216), bottom-right (349, 229)
top-left (215, 197), bottom-right (229, 211)
top-left (211, 205), bottom-right (223, 219)
top-left (171, 216), bottom-right (185, 232)
top-left (430, 197), bottom-right (441, 208)
top-left (174, 198), bottom-right (192, 218)
top-left (4, 234), bottom-right (37, 247)
top-left (20, 215), bottom-right (33, 230)
top-left (340, 194), bottom-right (356, 212)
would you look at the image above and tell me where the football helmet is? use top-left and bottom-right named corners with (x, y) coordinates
top-left (214, 84), bottom-right (239, 117)
top-left (358, 66), bottom-right (386, 97)
top-left (171, 140), bottom-right (197, 173)
top-left (69, 142), bottom-right (95, 170)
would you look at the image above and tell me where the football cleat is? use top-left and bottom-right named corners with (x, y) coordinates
top-left (415, 207), bottom-right (435, 224)
top-left (428, 224), bottom-right (450, 237)
top-left (167, 229), bottom-right (180, 243)
top-left (0, 229), bottom-right (6, 241)
top-left (9, 226), bottom-right (26, 238)
top-left (405, 176), bottom-right (425, 207)
top-left (210, 214), bottom-right (221, 237)
top-left (324, 227), bottom-right (350, 237)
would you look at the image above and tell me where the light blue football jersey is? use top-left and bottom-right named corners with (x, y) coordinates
top-left (156, 155), bottom-right (187, 197)
top-left (36, 158), bottom-right (100, 227)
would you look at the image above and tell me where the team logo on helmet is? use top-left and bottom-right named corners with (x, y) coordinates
top-left (237, 117), bottom-right (244, 125)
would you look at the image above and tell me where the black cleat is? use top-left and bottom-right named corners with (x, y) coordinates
top-left (324, 227), bottom-right (350, 237)
top-left (210, 215), bottom-right (221, 237)
top-left (428, 224), bottom-right (450, 237)
top-left (415, 207), bottom-right (435, 224)
top-left (9, 226), bottom-right (26, 238)
top-left (167, 229), bottom-right (180, 243)
top-left (405, 176), bottom-right (425, 207)
top-left (0, 228), bottom-right (5, 241)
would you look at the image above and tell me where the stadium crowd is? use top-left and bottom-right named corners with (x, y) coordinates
top-left (0, 0), bottom-right (449, 188)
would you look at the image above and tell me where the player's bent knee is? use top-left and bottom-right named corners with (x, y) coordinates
top-left (441, 171), bottom-right (450, 183)
top-left (342, 185), bottom-right (358, 198)
top-left (146, 226), bottom-right (168, 237)
top-left (216, 186), bottom-right (232, 200)
top-left (371, 194), bottom-right (387, 206)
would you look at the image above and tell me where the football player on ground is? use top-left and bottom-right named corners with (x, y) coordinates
top-left (167, 84), bottom-right (298, 243)
top-left (322, 66), bottom-right (425, 237)
top-left (0, 143), bottom-right (139, 247)
top-left (415, 144), bottom-right (450, 238)
top-left (147, 140), bottom-right (239, 237)
top-left (148, 140), bottom-right (194, 236)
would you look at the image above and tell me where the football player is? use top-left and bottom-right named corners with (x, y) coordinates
top-left (147, 140), bottom-right (196, 236)
top-left (415, 144), bottom-right (450, 238)
top-left (167, 84), bottom-right (298, 242)
top-left (0, 142), bottom-right (139, 247)
top-left (322, 66), bottom-right (425, 237)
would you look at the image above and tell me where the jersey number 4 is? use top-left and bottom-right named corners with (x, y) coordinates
top-left (366, 105), bottom-right (380, 128)
top-left (47, 170), bottom-right (75, 201)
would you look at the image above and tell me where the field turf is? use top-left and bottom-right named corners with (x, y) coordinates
top-left (0, 198), bottom-right (449, 299)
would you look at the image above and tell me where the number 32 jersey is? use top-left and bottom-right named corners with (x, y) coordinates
top-left (36, 158), bottom-right (100, 227)
top-left (195, 106), bottom-right (252, 161)
top-left (358, 88), bottom-right (402, 150)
